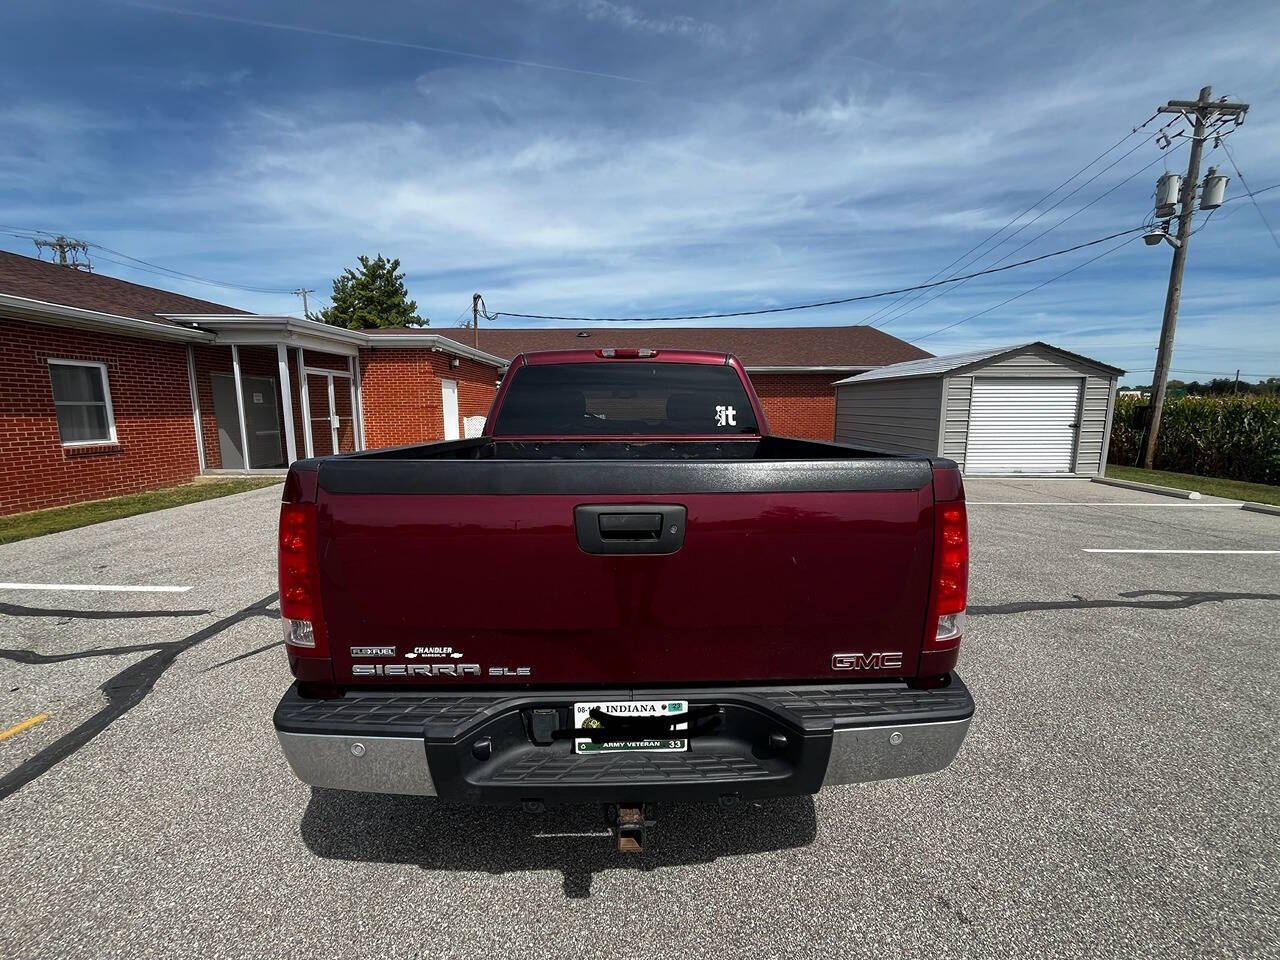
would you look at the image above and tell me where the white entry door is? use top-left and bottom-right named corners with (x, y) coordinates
top-left (301, 366), bottom-right (357, 458)
top-left (440, 378), bottom-right (460, 441)
top-left (965, 378), bottom-right (1082, 475)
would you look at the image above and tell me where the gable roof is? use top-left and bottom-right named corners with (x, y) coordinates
top-left (416, 325), bottom-right (931, 369)
top-left (0, 250), bottom-right (248, 325)
top-left (834, 341), bottom-right (1124, 385)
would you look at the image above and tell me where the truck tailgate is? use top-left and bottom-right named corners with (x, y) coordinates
top-left (315, 481), bottom-right (936, 686)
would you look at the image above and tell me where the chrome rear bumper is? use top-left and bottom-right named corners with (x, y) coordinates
top-left (823, 716), bottom-right (971, 786)
top-left (276, 690), bottom-right (972, 798)
top-left (277, 730), bottom-right (436, 796)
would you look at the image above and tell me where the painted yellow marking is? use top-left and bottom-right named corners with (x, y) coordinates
top-left (0, 713), bottom-right (50, 742)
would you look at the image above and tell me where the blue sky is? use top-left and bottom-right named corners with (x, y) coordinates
top-left (2, 0), bottom-right (1278, 383)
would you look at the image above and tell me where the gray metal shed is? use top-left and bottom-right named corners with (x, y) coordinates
top-left (833, 342), bottom-right (1124, 476)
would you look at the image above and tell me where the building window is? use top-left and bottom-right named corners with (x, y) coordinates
top-left (48, 359), bottom-right (117, 445)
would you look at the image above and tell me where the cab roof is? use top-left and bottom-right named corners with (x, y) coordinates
top-left (519, 348), bottom-right (731, 365)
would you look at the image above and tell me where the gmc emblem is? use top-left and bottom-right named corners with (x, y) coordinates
top-left (832, 651), bottom-right (904, 671)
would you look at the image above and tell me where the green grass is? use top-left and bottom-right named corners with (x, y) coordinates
top-left (1105, 465), bottom-right (1280, 506)
top-left (0, 478), bottom-right (283, 545)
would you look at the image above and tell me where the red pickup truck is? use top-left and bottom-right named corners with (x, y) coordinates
top-left (273, 348), bottom-right (972, 849)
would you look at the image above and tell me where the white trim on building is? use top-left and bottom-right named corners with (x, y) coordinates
top-left (158, 314), bottom-right (510, 369)
top-left (1, 293), bottom-right (214, 343)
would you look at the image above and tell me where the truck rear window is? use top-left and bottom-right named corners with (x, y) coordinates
top-left (492, 362), bottom-right (760, 436)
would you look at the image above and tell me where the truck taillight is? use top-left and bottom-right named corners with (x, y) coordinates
top-left (929, 502), bottom-right (968, 646)
top-left (278, 502), bottom-right (324, 653)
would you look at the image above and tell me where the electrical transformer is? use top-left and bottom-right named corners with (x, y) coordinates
top-left (1155, 173), bottom-right (1182, 218)
top-left (1200, 167), bottom-right (1228, 210)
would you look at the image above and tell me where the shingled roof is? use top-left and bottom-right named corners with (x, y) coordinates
top-left (419, 325), bottom-right (930, 369)
top-left (0, 250), bottom-right (247, 324)
top-left (834, 341), bottom-right (1124, 384)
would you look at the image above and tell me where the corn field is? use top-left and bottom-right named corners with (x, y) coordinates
top-left (1108, 394), bottom-right (1280, 485)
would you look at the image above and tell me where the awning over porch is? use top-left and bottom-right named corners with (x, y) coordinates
top-left (188, 342), bottom-right (363, 472)
top-left (166, 312), bottom-right (508, 473)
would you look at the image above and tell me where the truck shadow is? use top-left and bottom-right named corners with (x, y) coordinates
top-left (300, 787), bottom-right (818, 898)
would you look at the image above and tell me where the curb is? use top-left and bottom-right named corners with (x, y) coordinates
top-left (1092, 476), bottom-right (1201, 500)
top-left (1241, 502), bottom-right (1280, 518)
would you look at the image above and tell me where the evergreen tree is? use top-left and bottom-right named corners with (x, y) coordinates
top-left (316, 255), bottom-right (425, 329)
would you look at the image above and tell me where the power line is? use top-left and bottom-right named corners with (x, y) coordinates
top-left (489, 226), bottom-right (1148, 323)
top-left (868, 116), bottom-right (1172, 329)
top-left (875, 138), bottom-right (1159, 326)
top-left (1228, 181), bottom-right (1278, 200)
top-left (911, 154), bottom-right (1256, 346)
top-left (997, 146), bottom-right (1188, 266)
top-left (0, 222), bottom-right (51, 236)
top-left (876, 138), bottom-right (1187, 330)
top-left (83, 251), bottom-right (293, 296)
top-left (1221, 142), bottom-right (1280, 251)
top-left (913, 232), bottom-right (1143, 342)
top-left (88, 242), bottom-right (295, 294)
top-left (1105, 341), bottom-right (1280, 354)
top-left (1127, 367), bottom-right (1279, 378)
top-left (860, 111), bottom-right (1161, 326)
top-left (1, 226), bottom-right (294, 295)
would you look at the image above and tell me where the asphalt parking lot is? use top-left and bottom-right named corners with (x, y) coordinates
top-left (1, 477), bottom-right (1277, 959)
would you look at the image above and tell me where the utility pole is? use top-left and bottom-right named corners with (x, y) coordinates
top-left (1233, 369), bottom-right (1240, 395)
top-left (472, 293), bottom-right (481, 348)
top-left (1142, 85), bottom-right (1249, 469)
top-left (33, 235), bottom-right (91, 270)
top-left (293, 288), bottom-right (315, 317)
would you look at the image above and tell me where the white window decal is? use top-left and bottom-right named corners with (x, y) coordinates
top-left (715, 405), bottom-right (737, 427)
top-left (48, 359), bottom-right (117, 445)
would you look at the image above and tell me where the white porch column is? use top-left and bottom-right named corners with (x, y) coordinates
top-left (185, 345), bottom-right (206, 472)
top-left (296, 347), bottom-right (314, 458)
top-left (276, 343), bottom-right (298, 464)
top-left (349, 353), bottom-right (366, 451)
top-left (230, 345), bottom-right (252, 472)
top-left (326, 374), bottom-right (338, 452)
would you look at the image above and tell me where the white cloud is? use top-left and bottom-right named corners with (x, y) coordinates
top-left (571, 0), bottom-right (730, 45)
top-left (3, 0), bottom-right (1280, 379)
top-left (178, 67), bottom-right (252, 90)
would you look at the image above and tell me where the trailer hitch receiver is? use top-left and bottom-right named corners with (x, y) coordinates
top-left (615, 803), bottom-right (649, 854)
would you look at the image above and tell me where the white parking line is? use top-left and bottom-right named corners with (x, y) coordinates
top-left (1082, 549), bottom-right (1279, 555)
top-left (970, 501), bottom-right (1241, 506)
top-left (0, 582), bottom-right (192, 593)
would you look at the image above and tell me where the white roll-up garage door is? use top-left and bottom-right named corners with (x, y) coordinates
top-left (965, 377), bottom-right (1082, 475)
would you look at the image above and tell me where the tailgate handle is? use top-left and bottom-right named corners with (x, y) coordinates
top-left (575, 505), bottom-right (686, 555)
top-left (598, 513), bottom-right (662, 539)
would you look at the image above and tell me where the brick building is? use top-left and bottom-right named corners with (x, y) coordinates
top-left (0, 250), bottom-right (931, 516)
top-left (437, 326), bottom-right (930, 440)
top-left (0, 251), bottom-right (505, 515)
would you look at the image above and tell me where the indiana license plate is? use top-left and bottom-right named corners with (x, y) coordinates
top-left (573, 699), bottom-right (689, 754)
